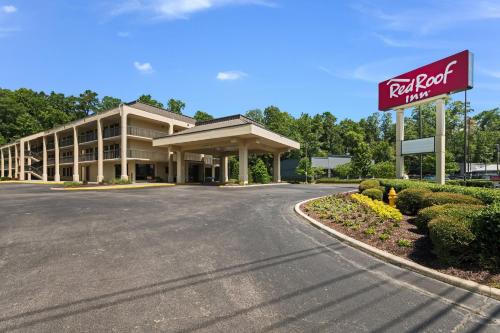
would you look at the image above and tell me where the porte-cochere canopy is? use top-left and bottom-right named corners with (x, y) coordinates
top-left (152, 115), bottom-right (300, 184)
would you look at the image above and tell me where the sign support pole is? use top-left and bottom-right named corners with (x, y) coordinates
top-left (435, 99), bottom-right (446, 185)
top-left (463, 90), bottom-right (468, 180)
top-left (395, 108), bottom-right (405, 179)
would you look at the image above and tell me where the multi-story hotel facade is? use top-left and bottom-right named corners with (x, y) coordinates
top-left (0, 101), bottom-right (300, 185)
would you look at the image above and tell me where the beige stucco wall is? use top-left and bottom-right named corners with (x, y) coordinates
top-left (128, 117), bottom-right (170, 134)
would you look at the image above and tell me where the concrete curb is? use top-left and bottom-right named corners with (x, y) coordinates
top-left (0, 181), bottom-right (64, 185)
top-left (219, 182), bottom-right (291, 188)
top-left (51, 183), bottom-right (175, 191)
top-left (294, 193), bottom-right (500, 301)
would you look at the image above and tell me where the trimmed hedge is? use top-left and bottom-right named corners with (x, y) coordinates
top-left (421, 192), bottom-right (483, 208)
top-left (359, 179), bottom-right (380, 192)
top-left (471, 203), bottom-right (500, 270)
top-left (362, 188), bottom-right (383, 201)
top-left (316, 178), bottom-right (363, 184)
top-left (428, 216), bottom-right (476, 265)
top-left (447, 180), bottom-right (494, 188)
top-left (415, 204), bottom-right (484, 233)
top-left (395, 188), bottom-right (432, 215)
top-left (379, 179), bottom-right (500, 204)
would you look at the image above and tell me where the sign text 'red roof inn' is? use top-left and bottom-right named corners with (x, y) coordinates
top-left (378, 50), bottom-right (473, 111)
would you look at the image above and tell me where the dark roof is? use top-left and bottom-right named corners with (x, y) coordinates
top-left (126, 101), bottom-right (196, 124)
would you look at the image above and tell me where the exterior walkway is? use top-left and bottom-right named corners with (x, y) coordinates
top-left (0, 184), bottom-right (498, 332)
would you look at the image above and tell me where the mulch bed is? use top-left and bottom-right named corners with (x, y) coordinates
top-left (301, 194), bottom-right (500, 288)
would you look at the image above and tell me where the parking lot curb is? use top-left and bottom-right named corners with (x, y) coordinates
top-left (52, 183), bottom-right (175, 191)
top-left (0, 181), bottom-right (64, 185)
top-left (219, 182), bottom-right (291, 188)
top-left (294, 194), bottom-right (500, 301)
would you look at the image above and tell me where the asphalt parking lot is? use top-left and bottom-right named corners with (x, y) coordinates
top-left (0, 183), bottom-right (499, 332)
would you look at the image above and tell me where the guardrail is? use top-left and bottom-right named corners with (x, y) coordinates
top-left (104, 150), bottom-right (120, 160)
top-left (127, 126), bottom-right (168, 139)
top-left (80, 153), bottom-right (97, 162)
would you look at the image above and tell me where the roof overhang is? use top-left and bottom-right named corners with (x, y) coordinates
top-left (153, 123), bottom-right (300, 154)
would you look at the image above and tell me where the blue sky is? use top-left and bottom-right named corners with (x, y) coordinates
top-left (1, 0), bottom-right (500, 120)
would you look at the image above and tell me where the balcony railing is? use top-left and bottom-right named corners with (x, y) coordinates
top-left (79, 133), bottom-right (97, 143)
top-left (60, 156), bottom-right (73, 164)
top-left (59, 138), bottom-right (74, 147)
top-left (127, 126), bottom-right (168, 139)
top-left (80, 153), bottom-right (97, 162)
top-left (127, 149), bottom-right (169, 161)
top-left (104, 150), bottom-right (120, 160)
top-left (47, 158), bottom-right (55, 165)
top-left (103, 127), bottom-right (121, 138)
top-left (47, 143), bottom-right (55, 150)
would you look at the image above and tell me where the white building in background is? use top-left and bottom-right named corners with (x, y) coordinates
top-left (311, 155), bottom-right (352, 177)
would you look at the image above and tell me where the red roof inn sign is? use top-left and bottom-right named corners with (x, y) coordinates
top-left (378, 50), bottom-right (474, 185)
top-left (379, 50), bottom-right (473, 111)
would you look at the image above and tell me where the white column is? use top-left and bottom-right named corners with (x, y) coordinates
top-left (97, 119), bottom-right (104, 183)
top-left (73, 127), bottom-right (79, 182)
top-left (54, 132), bottom-right (60, 182)
top-left (42, 136), bottom-right (48, 181)
top-left (211, 161), bottom-right (215, 179)
top-left (273, 152), bottom-right (281, 182)
top-left (120, 107), bottom-right (128, 180)
top-left (19, 141), bottom-right (25, 180)
top-left (8, 147), bottom-right (12, 178)
top-left (221, 155), bottom-right (228, 183)
top-left (167, 123), bottom-right (174, 183)
top-left (238, 142), bottom-right (249, 185)
top-left (395, 109), bottom-right (405, 179)
top-left (435, 99), bottom-right (446, 185)
top-left (14, 143), bottom-right (18, 179)
top-left (176, 150), bottom-right (185, 184)
top-left (0, 148), bottom-right (4, 178)
top-left (27, 141), bottom-right (31, 180)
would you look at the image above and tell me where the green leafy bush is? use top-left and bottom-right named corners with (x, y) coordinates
top-left (369, 161), bottom-right (395, 179)
top-left (63, 181), bottom-right (81, 187)
top-left (359, 179), bottom-right (380, 192)
top-left (415, 204), bottom-right (484, 233)
top-left (379, 179), bottom-right (500, 204)
top-left (109, 178), bottom-right (132, 185)
top-left (316, 178), bottom-right (363, 184)
top-left (395, 188), bottom-right (432, 215)
top-left (446, 180), bottom-right (494, 188)
top-left (421, 192), bottom-right (483, 208)
top-left (471, 203), bottom-right (500, 270)
top-left (251, 159), bottom-right (271, 184)
top-left (1, 176), bottom-right (12, 181)
top-left (428, 216), bottom-right (476, 265)
top-left (362, 188), bottom-right (383, 201)
top-left (397, 239), bottom-right (412, 247)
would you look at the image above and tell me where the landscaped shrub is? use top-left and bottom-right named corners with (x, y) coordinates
top-left (415, 204), bottom-right (484, 233)
top-left (447, 180), bottom-right (494, 188)
top-left (1, 176), bottom-right (12, 181)
top-left (251, 159), bottom-right (271, 184)
top-left (428, 216), bottom-right (476, 265)
top-left (379, 179), bottom-right (500, 204)
top-left (359, 179), bottom-right (380, 192)
top-left (316, 178), bottom-right (363, 184)
top-left (395, 188), bottom-right (432, 215)
top-left (110, 178), bottom-right (132, 185)
top-left (471, 203), bottom-right (500, 270)
top-left (421, 192), bottom-right (483, 208)
top-left (63, 181), bottom-right (81, 187)
top-left (351, 193), bottom-right (403, 221)
top-left (362, 188), bottom-right (383, 201)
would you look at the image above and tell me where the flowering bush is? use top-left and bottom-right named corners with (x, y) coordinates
top-left (351, 193), bottom-right (403, 221)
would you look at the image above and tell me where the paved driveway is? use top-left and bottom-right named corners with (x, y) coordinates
top-left (0, 184), bottom-right (499, 332)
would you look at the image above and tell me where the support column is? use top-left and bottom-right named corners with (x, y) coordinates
top-left (19, 141), bottom-right (25, 180)
top-left (211, 161), bottom-right (216, 180)
top-left (120, 107), bottom-right (128, 180)
top-left (54, 132), bottom-right (60, 182)
top-left (73, 127), bottom-right (79, 182)
top-left (14, 143), bottom-right (18, 179)
top-left (8, 147), bottom-right (12, 178)
top-left (176, 150), bottom-right (185, 184)
top-left (238, 142), bottom-right (249, 185)
top-left (395, 109), bottom-right (405, 179)
top-left (97, 119), bottom-right (104, 183)
top-left (273, 152), bottom-right (281, 183)
top-left (0, 148), bottom-right (3, 178)
top-left (435, 99), bottom-right (446, 185)
top-left (167, 123), bottom-right (174, 183)
top-left (27, 141), bottom-right (31, 180)
top-left (42, 136), bottom-right (48, 181)
top-left (221, 155), bottom-right (228, 183)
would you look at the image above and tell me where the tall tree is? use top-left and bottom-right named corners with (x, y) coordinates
top-left (245, 109), bottom-right (265, 124)
top-left (137, 94), bottom-right (164, 108)
top-left (193, 110), bottom-right (214, 122)
top-left (99, 96), bottom-right (122, 112)
top-left (167, 98), bottom-right (185, 115)
top-left (77, 90), bottom-right (100, 117)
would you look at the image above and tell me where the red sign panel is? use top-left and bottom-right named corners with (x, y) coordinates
top-left (379, 50), bottom-right (473, 111)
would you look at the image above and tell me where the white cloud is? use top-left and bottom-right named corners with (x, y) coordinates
top-left (117, 31), bottom-right (130, 37)
top-left (1, 5), bottom-right (17, 14)
top-left (216, 70), bottom-right (247, 80)
top-left (111, 0), bottom-right (275, 20)
top-left (134, 61), bottom-right (154, 73)
top-left (372, 33), bottom-right (450, 49)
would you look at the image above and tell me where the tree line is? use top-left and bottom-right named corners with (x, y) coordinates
top-left (1, 87), bottom-right (498, 179)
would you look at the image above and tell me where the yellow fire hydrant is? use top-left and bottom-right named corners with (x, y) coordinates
top-left (388, 187), bottom-right (397, 207)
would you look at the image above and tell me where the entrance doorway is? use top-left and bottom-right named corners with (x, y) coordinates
top-left (136, 164), bottom-right (155, 181)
